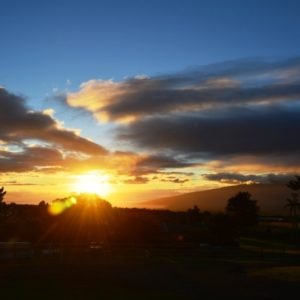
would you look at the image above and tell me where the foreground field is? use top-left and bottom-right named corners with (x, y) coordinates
top-left (1, 245), bottom-right (299, 300)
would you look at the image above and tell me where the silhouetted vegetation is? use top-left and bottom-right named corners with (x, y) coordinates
top-left (1, 188), bottom-right (298, 251)
top-left (286, 175), bottom-right (300, 230)
top-left (226, 191), bottom-right (259, 227)
top-left (287, 175), bottom-right (300, 191)
top-left (0, 190), bottom-right (255, 247)
top-left (0, 187), bottom-right (6, 203)
top-left (285, 176), bottom-right (300, 246)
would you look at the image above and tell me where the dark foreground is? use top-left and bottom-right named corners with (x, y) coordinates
top-left (1, 245), bottom-right (299, 300)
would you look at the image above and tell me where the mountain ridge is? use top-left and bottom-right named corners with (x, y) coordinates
top-left (139, 183), bottom-right (291, 215)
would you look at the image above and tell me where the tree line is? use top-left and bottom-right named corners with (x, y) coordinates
top-left (0, 175), bottom-right (299, 246)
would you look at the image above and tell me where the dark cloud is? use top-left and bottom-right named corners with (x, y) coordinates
top-left (103, 80), bottom-right (300, 121)
top-left (0, 88), bottom-right (107, 155)
top-left (118, 106), bottom-right (300, 158)
top-left (133, 154), bottom-right (193, 175)
top-left (4, 57), bottom-right (300, 178)
top-left (203, 172), bottom-right (294, 184)
top-left (266, 173), bottom-right (295, 184)
top-left (0, 146), bottom-right (65, 172)
top-left (125, 174), bottom-right (190, 185)
top-left (123, 176), bottom-right (149, 184)
top-left (161, 177), bottom-right (189, 184)
top-left (67, 57), bottom-right (300, 121)
top-left (64, 57), bottom-right (300, 172)
top-left (203, 173), bottom-right (264, 184)
top-left (137, 155), bottom-right (192, 169)
top-left (157, 171), bottom-right (194, 176)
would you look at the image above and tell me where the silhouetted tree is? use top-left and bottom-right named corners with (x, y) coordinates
top-left (285, 193), bottom-right (300, 229)
top-left (38, 200), bottom-right (48, 208)
top-left (0, 187), bottom-right (7, 216)
top-left (226, 192), bottom-right (259, 227)
top-left (47, 193), bottom-right (113, 244)
top-left (188, 205), bottom-right (201, 222)
top-left (287, 175), bottom-right (300, 191)
top-left (286, 175), bottom-right (300, 230)
top-left (0, 187), bottom-right (6, 203)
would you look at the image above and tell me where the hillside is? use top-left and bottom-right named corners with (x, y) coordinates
top-left (141, 184), bottom-right (291, 215)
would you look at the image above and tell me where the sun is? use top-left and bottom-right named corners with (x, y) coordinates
top-left (72, 172), bottom-right (112, 197)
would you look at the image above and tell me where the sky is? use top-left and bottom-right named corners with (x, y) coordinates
top-left (1, 0), bottom-right (300, 206)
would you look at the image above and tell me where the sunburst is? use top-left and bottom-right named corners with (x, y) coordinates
top-left (72, 172), bottom-right (112, 197)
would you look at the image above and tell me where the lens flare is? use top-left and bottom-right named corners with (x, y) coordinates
top-left (48, 196), bottom-right (77, 215)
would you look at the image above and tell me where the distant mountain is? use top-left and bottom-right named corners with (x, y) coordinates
top-left (140, 184), bottom-right (291, 215)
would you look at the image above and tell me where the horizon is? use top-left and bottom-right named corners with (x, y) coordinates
top-left (1, 0), bottom-right (300, 206)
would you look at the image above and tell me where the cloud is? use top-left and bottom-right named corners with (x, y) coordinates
top-left (134, 154), bottom-right (193, 175)
top-left (124, 176), bottom-right (149, 184)
top-left (203, 172), bottom-right (294, 185)
top-left (0, 88), bottom-right (107, 156)
top-left (30, 150), bottom-right (192, 180)
top-left (118, 105), bottom-right (300, 158)
top-left (208, 153), bottom-right (300, 173)
top-left (66, 57), bottom-right (300, 122)
top-left (0, 87), bottom-right (111, 174)
top-left (161, 177), bottom-right (189, 184)
top-left (102, 153), bottom-right (192, 177)
top-left (123, 174), bottom-right (190, 185)
top-left (0, 180), bottom-right (43, 186)
top-left (4, 57), bottom-right (300, 182)
top-left (63, 57), bottom-right (300, 174)
top-left (0, 146), bottom-right (65, 172)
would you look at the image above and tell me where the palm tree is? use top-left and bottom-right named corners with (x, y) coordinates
top-left (285, 192), bottom-right (300, 230)
top-left (0, 187), bottom-right (6, 203)
top-left (0, 187), bottom-right (7, 217)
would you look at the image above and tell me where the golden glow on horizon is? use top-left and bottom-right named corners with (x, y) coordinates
top-left (72, 172), bottom-right (112, 197)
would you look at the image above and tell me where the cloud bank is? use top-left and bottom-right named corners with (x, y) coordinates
top-left (3, 57), bottom-right (300, 187)
top-left (66, 57), bottom-right (300, 176)
top-left (0, 88), bottom-right (108, 172)
top-left (67, 57), bottom-right (300, 122)
top-left (0, 86), bottom-right (190, 177)
top-left (0, 88), bottom-right (107, 155)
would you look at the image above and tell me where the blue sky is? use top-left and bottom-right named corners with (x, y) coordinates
top-left (1, 0), bottom-right (300, 103)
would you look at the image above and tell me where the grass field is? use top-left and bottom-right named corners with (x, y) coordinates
top-left (1, 243), bottom-right (300, 300)
top-left (1, 221), bottom-right (299, 299)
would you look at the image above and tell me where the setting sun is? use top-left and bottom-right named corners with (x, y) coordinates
top-left (72, 172), bottom-right (112, 197)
